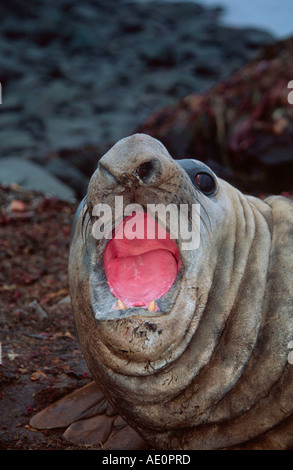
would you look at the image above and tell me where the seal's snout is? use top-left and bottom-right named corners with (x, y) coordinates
top-left (85, 134), bottom-right (186, 320)
top-left (95, 133), bottom-right (173, 190)
top-left (98, 153), bottom-right (162, 188)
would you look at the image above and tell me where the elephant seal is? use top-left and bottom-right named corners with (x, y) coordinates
top-left (32, 133), bottom-right (293, 450)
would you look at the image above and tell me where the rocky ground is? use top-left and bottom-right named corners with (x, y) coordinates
top-left (0, 186), bottom-right (87, 449)
top-left (0, 0), bottom-right (276, 199)
top-left (0, 185), bottom-right (150, 450)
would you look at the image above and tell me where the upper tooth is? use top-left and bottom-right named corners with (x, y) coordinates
top-left (147, 300), bottom-right (156, 311)
top-left (117, 299), bottom-right (126, 310)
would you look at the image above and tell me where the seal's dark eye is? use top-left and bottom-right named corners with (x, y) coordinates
top-left (194, 172), bottom-right (216, 196)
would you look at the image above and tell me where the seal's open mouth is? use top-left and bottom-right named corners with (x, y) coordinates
top-left (104, 212), bottom-right (181, 311)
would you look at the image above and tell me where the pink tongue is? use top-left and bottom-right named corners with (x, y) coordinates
top-left (106, 249), bottom-right (178, 307)
top-left (104, 212), bottom-right (180, 308)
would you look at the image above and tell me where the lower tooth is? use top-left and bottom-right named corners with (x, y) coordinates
top-left (117, 299), bottom-right (126, 310)
top-left (147, 301), bottom-right (156, 311)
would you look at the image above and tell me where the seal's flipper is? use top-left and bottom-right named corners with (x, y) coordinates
top-left (63, 414), bottom-right (149, 449)
top-left (30, 381), bottom-right (105, 429)
top-left (30, 381), bottom-right (148, 449)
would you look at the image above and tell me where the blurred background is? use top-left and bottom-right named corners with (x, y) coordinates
top-left (0, 0), bottom-right (292, 198)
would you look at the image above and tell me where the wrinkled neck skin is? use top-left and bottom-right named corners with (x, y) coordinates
top-left (69, 173), bottom-right (293, 450)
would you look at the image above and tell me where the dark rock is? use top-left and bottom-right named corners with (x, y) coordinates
top-left (137, 37), bottom-right (293, 195)
top-left (0, 130), bottom-right (35, 153)
top-left (69, 25), bottom-right (97, 53)
top-left (0, 56), bottom-right (23, 86)
top-left (120, 15), bottom-right (144, 34)
top-left (243, 28), bottom-right (276, 49)
top-left (19, 115), bottom-right (46, 140)
top-left (0, 0), bottom-right (38, 19)
top-left (45, 144), bottom-right (107, 179)
top-left (194, 63), bottom-right (220, 79)
top-left (259, 145), bottom-right (293, 166)
top-left (45, 157), bottom-right (89, 199)
top-left (0, 94), bottom-right (23, 112)
top-left (139, 41), bottom-right (177, 67)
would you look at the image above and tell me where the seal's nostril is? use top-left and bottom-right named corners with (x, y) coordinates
top-left (98, 162), bottom-right (118, 185)
top-left (136, 160), bottom-right (158, 183)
